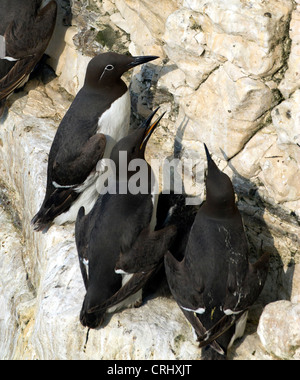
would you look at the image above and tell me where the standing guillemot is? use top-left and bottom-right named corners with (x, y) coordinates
top-left (75, 109), bottom-right (176, 329)
top-left (164, 144), bottom-right (270, 359)
top-left (31, 52), bottom-right (158, 232)
top-left (0, 0), bottom-right (57, 116)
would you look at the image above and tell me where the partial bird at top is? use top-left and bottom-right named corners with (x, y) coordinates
top-left (0, 0), bottom-right (57, 117)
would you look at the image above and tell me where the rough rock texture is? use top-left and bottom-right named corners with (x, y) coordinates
top-left (0, 201), bottom-right (34, 360)
top-left (258, 300), bottom-right (300, 360)
top-left (0, 0), bottom-right (299, 360)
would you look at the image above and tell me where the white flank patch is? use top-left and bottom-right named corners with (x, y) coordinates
top-left (150, 191), bottom-right (158, 232)
top-left (228, 311), bottom-right (248, 349)
top-left (122, 273), bottom-right (133, 287)
top-left (82, 258), bottom-right (89, 266)
top-left (167, 205), bottom-right (176, 220)
top-left (115, 268), bottom-right (128, 275)
top-left (181, 306), bottom-right (206, 315)
top-left (107, 273), bottom-right (142, 313)
top-left (0, 36), bottom-right (19, 61)
top-left (2, 56), bottom-right (19, 62)
top-left (191, 326), bottom-right (198, 341)
top-left (81, 258), bottom-right (89, 277)
top-left (0, 35), bottom-right (5, 59)
top-left (16, 74), bottom-right (30, 90)
top-left (52, 181), bottom-right (75, 189)
top-left (224, 308), bottom-right (242, 316)
top-left (54, 174), bottom-right (99, 225)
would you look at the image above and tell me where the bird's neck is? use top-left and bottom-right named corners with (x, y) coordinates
top-left (202, 201), bottom-right (237, 219)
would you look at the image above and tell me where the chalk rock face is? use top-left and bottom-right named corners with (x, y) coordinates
top-left (180, 62), bottom-right (279, 159)
top-left (279, 7), bottom-right (300, 98)
top-left (271, 90), bottom-right (300, 166)
top-left (0, 204), bottom-right (35, 360)
top-left (258, 301), bottom-right (300, 360)
top-left (184, 0), bottom-right (293, 77)
top-left (163, 9), bottom-right (217, 88)
top-left (0, 77), bottom-right (202, 361)
top-left (0, 0), bottom-right (299, 360)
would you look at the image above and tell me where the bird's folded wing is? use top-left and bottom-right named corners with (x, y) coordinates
top-left (164, 252), bottom-right (225, 354)
top-left (116, 225), bottom-right (177, 274)
top-left (87, 267), bottom-right (159, 314)
top-left (32, 133), bottom-right (106, 231)
top-left (198, 252), bottom-right (270, 348)
top-left (164, 251), bottom-right (205, 313)
top-left (52, 133), bottom-right (107, 187)
top-left (31, 185), bottom-right (79, 231)
top-left (4, 1), bottom-right (57, 59)
top-left (0, 56), bottom-right (34, 101)
top-left (224, 252), bottom-right (270, 313)
top-left (0, 1), bottom-right (57, 102)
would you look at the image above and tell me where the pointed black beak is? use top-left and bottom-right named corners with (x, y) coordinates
top-left (128, 55), bottom-right (159, 68)
top-left (140, 107), bottom-right (166, 150)
top-left (204, 143), bottom-right (212, 163)
top-left (204, 143), bottom-right (221, 176)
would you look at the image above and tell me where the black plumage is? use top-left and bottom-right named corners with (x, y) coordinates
top-left (165, 144), bottom-right (270, 359)
top-left (75, 109), bottom-right (176, 329)
top-left (31, 52), bottom-right (158, 232)
top-left (0, 0), bottom-right (57, 116)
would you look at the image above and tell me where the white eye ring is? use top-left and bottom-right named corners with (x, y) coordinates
top-left (105, 64), bottom-right (114, 71)
top-left (99, 64), bottom-right (115, 81)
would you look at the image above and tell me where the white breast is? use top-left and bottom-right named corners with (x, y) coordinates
top-left (97, 90), bottom-right (131, 159)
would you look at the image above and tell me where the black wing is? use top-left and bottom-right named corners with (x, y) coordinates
top-left (4, 1), bottom-right (57, 59)
top-left (0, 56), bottom-right (35, 102)
top-left (164, 252), bottom-right (206, 315)
top-left (87, 267), bottom-right (159, 315)
top-left (116, 225), bottom-right (177, 274)
top-left (224, 251), bottom-right (270, 313)
top-left (0, 1), bottom-right (57, 102)
top-left (51, 133), bottom-right (107, 187)
top-left (164, 252), bottom-right (225, 355)
top-left (31, 133), bottom-right (106, 231)
top-left (198, 252), bottom-right (270, 347)
top-left (31, 185), bottom-right (79, 232)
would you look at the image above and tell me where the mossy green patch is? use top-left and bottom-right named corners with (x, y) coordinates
top-left (95, 25), bottom-right (117, 49)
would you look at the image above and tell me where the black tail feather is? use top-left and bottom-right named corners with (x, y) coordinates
top-left (31, 187), bottom-right (79, 231)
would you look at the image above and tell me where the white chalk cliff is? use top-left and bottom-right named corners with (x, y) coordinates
top-left (0, 0), bottom-right (299, 360)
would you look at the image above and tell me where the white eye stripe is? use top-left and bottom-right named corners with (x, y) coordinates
top-left (99, 64), bottom-right (115, 81)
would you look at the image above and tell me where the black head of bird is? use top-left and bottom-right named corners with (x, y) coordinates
top-left (84, 52), bottom-right (159, 89)
top-left (203, 144), bottom-right (236, 215)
